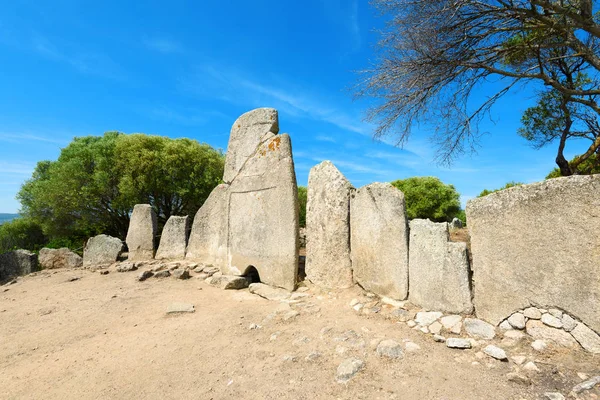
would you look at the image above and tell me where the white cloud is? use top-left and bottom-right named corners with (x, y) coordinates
top-left (0, 161), bottom-right (35, 176)
top-left (0, 132), bottom-right (69, 145)
top-left (315, 135), bottom-right (337, 143)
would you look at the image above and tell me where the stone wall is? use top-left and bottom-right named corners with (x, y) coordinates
top-left (466, 175), bottom-right (600, 334)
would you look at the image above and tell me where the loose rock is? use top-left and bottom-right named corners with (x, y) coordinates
top-left (464, 318), bottom-right (496, 340)
top-left (446, 338), bottom-right (472, 349)
top-left (523, 307), bottom-right (542, 320)
top-left (507, 313), bottom-right (526, 330)
top-left (336, 358), bottom-right (365, 383)
top-left (483, 345), bottom-right (507, 361)
top-left (138, 270), bottom-right (154, 281)
top-left (166, 302), bottom-right (194, 314)
top-left (376, 339), bottom-right (404, 359)
top-left (571, 376), bottom-right (600, 394)
top-left (171, 269), bottom-right (190, 280)
top-left (570, 323), bottom-right (600, 354)
top-left (541, 313), bottom-right (563, 329)
top-left (415, 311), bottom-right (443, 326)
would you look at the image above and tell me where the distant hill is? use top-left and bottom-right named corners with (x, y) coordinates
top-left (0, 213), bottom-right (19, 225)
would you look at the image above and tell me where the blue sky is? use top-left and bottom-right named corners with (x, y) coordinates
top-left (0, 0), bottom-right (590, 213)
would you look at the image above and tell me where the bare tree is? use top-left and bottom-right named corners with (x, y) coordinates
top-left (356, 0), bottom-right (600, 172)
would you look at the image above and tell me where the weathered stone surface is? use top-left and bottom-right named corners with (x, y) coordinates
top-left (446, 338), bottom-right (472, 349)
top-left (126, 204), bottom-right (157, 261)
top-left (464, 318), bottom-right (496, 340)
top-left (350, 182), bottom-right (409, 300)
top-left (171, 269), bottom-right (190, 280)
top-left (83, 235), bottom-right (124, 267)
top-left (570, 323), bottom-right (600, 354)
top-left (507, 313), bottom-right (526, 330)
top-left (523, 307), bottom-right (542, 320)
top-left (484, 345), bottom-right (507, 361)
top-left (306, 161), bottom-right (353, 289)
top-left (440, 315), bottom-right (462, 332)
top-left (336, 358), bottom-right (365, 383)
top-left (526, 320), bottom-right (578, 348)
top-left (0, 250), bottom-right (39, 281)
top-left (226, 133), bottom-right (299, 291)
top-left (541, 313), bottom-right (563, 329)
top-left (572, 376), bottom-right (600, 394)
top-left (208, 275), bottom-right (249, 290)
top-left (138, 270), bottom-right (154, 281)
top-left (156, 215), bottom-right (189, 260)
top-left (186, 184), bottom-right (229, 269)
top-left (166, 302), bottom-right (194, 314)
top-left (223, 108), bottom-right (278, 184)
top-left (562, 314), bottom-right (578, 332)
top-left (466, 175), bottom-right (600, 333)
top-left (376, 340), bottom-right (404, 359)
top-left (408, 219), bottom-right (473, 314)
top-left (248, 283), bottom-right (291, 301)
top-left (116, 263), bottom-right (137, 272)
top-left (415, 311), bottom-right (443, 326)
top-left (39, 248), bottom-right (82, 269)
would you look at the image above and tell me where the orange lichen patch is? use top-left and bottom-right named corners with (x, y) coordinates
top-left (268, 136), bottom-right (281, 152)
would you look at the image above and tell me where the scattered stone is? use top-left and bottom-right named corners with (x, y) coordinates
top-left (541, 313), bottom-right (563, 329)
top-left (561, 314), bottom-right (578, 332)
top-left (282, 310), bottom-right (300, 321)
top-left (248, 283), bottom-right (290, 301)
top-left (353, 304), bottom-right (363, 312)
top-left (419, 327), bottom-right (429, 334)
top-left (543, 393), bottom-right (565, 400)
top-left (464, 318), bottom-right (496, 340)
top-left (523, 307), bottom-right (542, 320)
top-left (126, 204), bottom-right (157, 261)
top-left (248, 323), bottom-right (261, 330)
top-left (166, 302), bottom-right (194, 314)
top-left (415, 311), bottom-right (443, 326)
top-left (523, 361), bottom-right (539, 372)
top-left (171, 269), bottom-right (190, 280)
top-left (499, 320), bottom-right (512, 330)
top-left (202, 266), bottom-right (220, 276)
top-left (100, 270), bottom-right (109, 275)
top-left (66, 276), bottom-right (80, 282)
top-left (335, 358), bottom-right (365, 383)
top-left (446, 338), bottom-right (472, 349)
top-left (531, 340), bottom-right (548, 351)
top-left (548, 308), bottom-right (563, 319)
top-left (507, 372), bottom-right (531, 386)
top-left (571, 376), bottom-right (600, 394)
top-left (503, 330), bottom-right (526, 340)
top-left (376, 339), bottom-right (404, 359)
top-left (433, 335), bottom-right (446, 343)
top-left (208, 275), bottom-right (249, 290)
top-left (305, 351), bottom-right (321, 361)
top-left (511, 355), bottom-right (526, 365)
top-left (390, 308), bottom-right (413, 322)
top-left (577, 372), bottom-right (589, 381)
top-left (406, 320), bottom-right (417, 328)
top-left (570, 323), bottom-right (600, 354)
top-left (116, 263), bottom-right (138, 272)
top-left (429, 321), bottom-right (442, 335)
top-left (138, 270), bottom-right (154, 281)
top-left (526, 320), bottom-right (577, 347)
top-left (483, 345), bottom-right (507, 361)
top-left (155, 215), bottom-right (189, 260)
top-left (39, 248), bottom-right (82, 269)
top-left (381, 297), bottom-right (406, 308)
top-left (404, 341), bottom-right (421, 352)
top-left (154, 270), bottom-right (171, 278)
top-left (83, 235), bottom-right (124, 267)
top-left (440, 315), bottom-right (462, 331)
top-left (282, 354), bottom-right (297, 362)
top-left (349, 298), bottom-right (359, 307)
top-left (507, 313), bottom-right (526, 330)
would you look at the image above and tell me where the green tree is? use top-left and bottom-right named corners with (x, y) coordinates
top-left (390, 177), bottom-right (461, 222)
top-left (297, 186), bottom-right (307, 228)
top-left (18, 132), bottom-right (224, 241)
top-left (546, 153), bottom-right (600, 178)
top-left (478, 182), bottom-right (524, 198)
top-left (0, 217), bottom-right (47, 254)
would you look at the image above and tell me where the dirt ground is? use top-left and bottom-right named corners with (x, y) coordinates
top-left (0, 267), bottom-right (598, 400)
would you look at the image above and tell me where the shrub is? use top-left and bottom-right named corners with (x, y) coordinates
top-left (390, 177), bottom-right (461, 222)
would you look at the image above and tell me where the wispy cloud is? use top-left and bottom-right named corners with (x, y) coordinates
top-left (142, 37), bottom-right (184, 54)
top-left (349, 0), bottom-right (361, 51)
top-left (0, 161), bottom-right (35, 176)
top-left (0, 132), bottom-right (69, 145)
top-left (315, 135), bottom-right (337, 143)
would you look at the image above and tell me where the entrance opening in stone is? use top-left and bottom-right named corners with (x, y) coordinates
top-left (243, 266), bottom-right (261, 283)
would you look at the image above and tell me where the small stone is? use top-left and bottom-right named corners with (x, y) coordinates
top-left (511, 355), bottom-right (526, 365)
top-left (138, 270), bottom-right (154, 281)
top-left (503, 330), bottom-right (526, 340)
top-left (541, 313), bottom-right (563, 329)
top-left (561, 314), bottom-right (578, 332)
top-left (543, 393), bottom-right (565, 400)
top-left (171, 269), bottom-right (190, 280)
top-left (154, 270), bottom-right (171, 278)
top-left (440, 315), bottom-right (462, 330)
top-left (100, 270), bottom-right (109, 275)
top-left (578, 372), bottom-right (589, 380)
top-left (305, 351), bottom-right (321, 361)
top-left (429, 321), bottom-right (442, 335)
top-left (380, 297), bottom-right (406, 308)
top-left (507, 313), bottom-right (526, 330)
top-left (433, 335), bottom-right (446, 343)
top-left (464, 318), bottom-right (496, 340)
top-left (270, 332), bottom-right (280, 341)
top-left (336, 358), bottom-right (365, 383)
top-left (406, 320), bottom-right (417, 328)
top-left (419, 326), bottom-right (429, 334)
top-left (390, 308), bottom-right (413, 322)
top-left (282, 354), bottom-right (297, 362)
top-left (499, 320), bottom-right (512, 330)
top-left (208, 275), bottom-right (249, 290)
top-left (67, 276), bottom-right (80, 282)
top-left (446, 338), bottom-right (472, 349)
top-left (376, 339), bottom-right (404, 359)
top-left (523, 361), bottom-right (539, 372)
top-left (570, 323), bottom-right (600, 354)
top-left (483, 345), bottom-right (507, 361)
top-left (414, 311), bottom-right (442, 326)
top-left (531, 340), bottom-right (548, 351)
top-left (248, 323), bottom-right (261, 330)
top-left (404, 341), bottom-right (421, 352)
top-left (349, 299), bottom-right (359, 307)
top-left (116, 263), bottom-right (138, 272)
top-left (571, 376), bottom-right (600, 394)
top-left (548, 308), bottom-right (563, 319)
top-left (282, 310), bottom-right (300, 321)
top-left (353, 304), bottom-right (364, 312)
top-left (506, 372), bottom-right (531, 385)
top-left (166, 302), bottom-right (194, 314)
top-left (523, 307), bottom-right (542, 320)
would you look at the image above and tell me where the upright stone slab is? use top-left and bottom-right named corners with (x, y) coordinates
top-left (0, 250), bottom-right (39, 281)
top-left (186, 184), bottom-right (229, 269)
top-left (186, 108), bottom-right (299, 291)
top-left (305, 161), bottom-right (353, 289)
top-left (156, 216), bottom-right (190, 259)
top-left (409, 219), bottom-right (473, 314)
top-left (223, 108), bottom-right (278, 184)
top-left (467, 175), bottom-right (600, 333)
top-left (350, 182), bottom-right (409, 300)
top-left (126, 204), bottom-right (157, 261)
top-left (39, 248), bottom-right (83, 269)
top-left (83, 234), bottom-right (124, 267)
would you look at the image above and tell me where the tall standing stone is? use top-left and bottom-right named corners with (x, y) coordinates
top-left (467, 175), bottom-right (600, 333)
top-left (350, 182), bottom-right (409, 300)
top-left (305, 161), bottom-right (354, 289)
top-left (126, 204), bottom-right (157, 261)
top-left (409, 219), bottom-right (473, 314)
top-left (186, 108), bottom-right (299, 290)
top-left (156, 215), bottom-right (190, 260)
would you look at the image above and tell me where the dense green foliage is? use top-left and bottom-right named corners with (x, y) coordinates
top-left (478, 182), bottom-right (524, 198)
top-left (546, 154), bottom-right (600, 179)
top-left (297, 186), bottom-right (307, 228)
top-left (0, 217), bottom-right (47, 254)
top-left (390, 177), bottom-right (461, 222)
top-left (18, 132), bottom-right (224, 242)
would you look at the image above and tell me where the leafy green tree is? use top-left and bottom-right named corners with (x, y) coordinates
top-left (18, 132), bottom-right (224, 240)
top-left (0, 217), bottom-right (47, 254)
top-left (297, 186), bottom-right (307, 228)
top-left (546, 154), bottom-right (600, 178)
top-left (478, 182), bottom-right (524, 198)
top-left (390, 177), bottom-right (461, 222)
